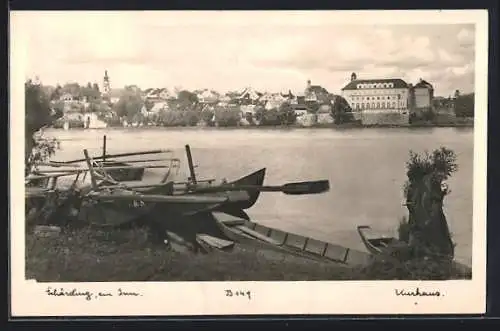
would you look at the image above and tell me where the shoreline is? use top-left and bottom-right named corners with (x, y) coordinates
top-left (26, 226), bottom-right (472, 282)
top-left (49, 122), bottom-right (474, 131)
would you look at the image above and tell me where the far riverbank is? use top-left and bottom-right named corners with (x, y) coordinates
top-left (52, 119), bottom-right (474, 131)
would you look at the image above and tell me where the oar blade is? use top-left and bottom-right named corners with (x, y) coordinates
top-left (281, 180), bottom-right (330, 195)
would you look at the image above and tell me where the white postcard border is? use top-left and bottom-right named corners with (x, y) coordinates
top-left (9, 10), bottom-right (488, 316)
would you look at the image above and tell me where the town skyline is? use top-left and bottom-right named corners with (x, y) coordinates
top-left (13, 12), bottom-right (475, 97)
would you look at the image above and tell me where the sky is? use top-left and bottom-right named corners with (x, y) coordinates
top-left (12, 11), bottom-right (476, 97)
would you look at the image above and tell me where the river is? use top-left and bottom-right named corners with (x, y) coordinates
top-left (43, 126), bottom-right (474, 266)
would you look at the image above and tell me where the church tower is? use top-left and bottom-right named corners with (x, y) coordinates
top-left (103, 69), bottom-right (111, 96)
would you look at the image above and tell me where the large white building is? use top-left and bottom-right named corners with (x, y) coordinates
top-left (341, 72), bottom-right (410, 114)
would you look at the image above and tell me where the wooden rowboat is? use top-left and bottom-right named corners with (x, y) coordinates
top-left (356, 225), bottom-right (402, 255)
top-left (212, 211), bottom-right (372, 267)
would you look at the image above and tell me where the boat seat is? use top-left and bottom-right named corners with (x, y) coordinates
top-left (212, 212), bottom-right (248, 226)
top-left (196, 234), bottom-right (234, 250)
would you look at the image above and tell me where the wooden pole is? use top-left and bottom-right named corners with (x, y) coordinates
top-left (185, 144), bottom-right (197, 184)
top-left (102, 135), bottom-right (107, 162)
top-left (83, 149), bottom-right (98, 190)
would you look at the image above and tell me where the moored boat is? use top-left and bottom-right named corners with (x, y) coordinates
top-left (212, 211), bottom-right (372, 267)
top-left (357, 225), bottom-right (401, 256)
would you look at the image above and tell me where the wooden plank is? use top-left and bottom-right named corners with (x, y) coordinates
top-left (304, 238), bottom-right (328, 256)
top-left (212, 212), bottom-right (247, 225)
top-left (196, 234), bottom-right (234, 250)
top-left (268, 229), bottom-right (288, 245)
top-left (324, 243), bottom-right (349, 263)
top-left (284, 233), bottom-right (307, 250)
top-left (235, 226), bottom-right (282, 245)
top-left (253, 223), bottom-right (271, 236)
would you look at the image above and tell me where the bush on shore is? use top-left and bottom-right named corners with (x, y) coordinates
top-left (213, 107), bottom-right (241, 127)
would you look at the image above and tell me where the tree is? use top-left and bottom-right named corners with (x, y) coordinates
top-left (256, 108), bottom-right (281, 126)
top-left (25, 80), bottom-right (62, 174)
top-left (402, 147), bottom-right (457, 261)
top-left (331, 95), bottom-right (354, 124)
top-left (454, 93), bottom-right (474, 118)
top-left (277, 102), bottom-right (296, 125)
top-left (62, 82), bottom-right (81, 99)
top-left (113, 86), bottom-right (144, 122)
top-left (50, 84), bottom-right (63, 101)
top-left (177, 90), bottom-right (199, 108)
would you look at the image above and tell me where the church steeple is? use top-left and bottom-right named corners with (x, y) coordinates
top-left (103, 69), bottom-right (111, 96)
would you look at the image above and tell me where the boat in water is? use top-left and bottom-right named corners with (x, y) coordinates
top-left (357, 225), bottom-right (403, 256)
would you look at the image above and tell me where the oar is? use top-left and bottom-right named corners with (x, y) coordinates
top-left (27, 169), bottom-right (87, 177)
top-left (100, 158), bottom-right (180, 164)
top-left (37, 162), bottom-right (81, 168)
top-left (190, 180), bottom-right (330, 195)
top-left (40, 165), bottom-right (169, 173)
top-left (51, 149), bottom-right (173, 164)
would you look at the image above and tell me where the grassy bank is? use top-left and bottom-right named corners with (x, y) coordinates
top-left (26, 226), bottom-right (471, 282)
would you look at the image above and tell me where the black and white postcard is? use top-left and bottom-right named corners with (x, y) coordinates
top-left (10, 10), bottom-right (488, 316)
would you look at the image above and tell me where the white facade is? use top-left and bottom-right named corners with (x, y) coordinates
top-left (342, 87), bottom-right (410, 113)
top-left (198, 89), bottom-right (219, 103)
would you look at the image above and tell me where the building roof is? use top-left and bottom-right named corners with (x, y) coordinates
top-left (306, 85), bottom-right (329, 95)
top-left (238, 87), bottom-right (262, 100)
top-left (414, 79), bottom-right (433, 89)
top-left (341, 78), bottom-right (409, 90)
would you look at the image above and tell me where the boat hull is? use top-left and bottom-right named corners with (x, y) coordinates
top-left (80, 194), bottom-right (227, 227)
top-left (212, 211), bottom-right (370, 266)
top-left (135, 168), bottom-right (267, 211)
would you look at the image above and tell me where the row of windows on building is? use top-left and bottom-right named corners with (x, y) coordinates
top-left (350, 94), bottom-right (402, 102)
top-left (351, 101), bottom-right (405, 110)
top-left (356, 83), bottom-right (395, 89)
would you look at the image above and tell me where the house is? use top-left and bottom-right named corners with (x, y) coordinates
top-left (304, 80), bottom-right (330, 103)
top-left (150, 101), bottom-right (169, 114)
top-left (60, 92), bottom-right (74, 103)
top-left (236, 87), bottom-right (262, 105)
top-left (292, 104), bottom-right (316, 127)
top-left (159, 88), bottom-right (173, 100)
top-left (197, 89), bottom-right (220, 104)
top-left (142, 88), bottom-right (154, 98)
top-left (144, 88), bottom-right (162, 101)
top-left (240, 105), bottom-right (257, 115)
top-left (317, 105), bottom-right (334, 124)
top-left (281, 90), bottom-right (295, 100)
top-left (218, 94), bottom-right (232, 107)
top-left (411, 78), bottom-right (434, 110)
top-left (264, 93), bottom-right (287, 110)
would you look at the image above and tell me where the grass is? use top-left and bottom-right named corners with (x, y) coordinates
top-left (25, 225), bottom-right (471, 282)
